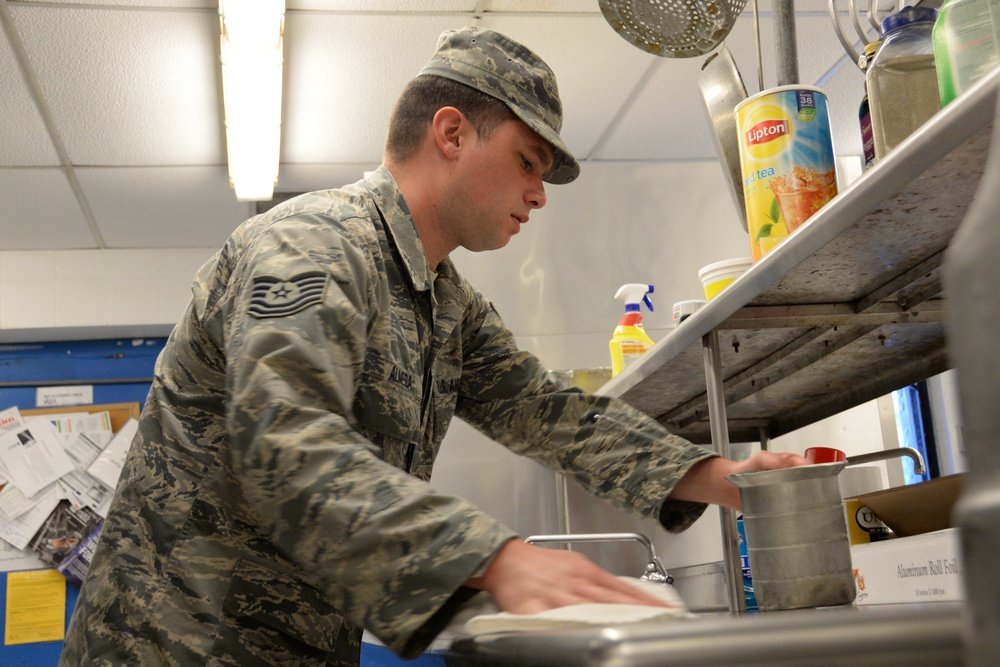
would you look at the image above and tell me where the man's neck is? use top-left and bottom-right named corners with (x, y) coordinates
top-left (386, 162), bottom-right (453, 270)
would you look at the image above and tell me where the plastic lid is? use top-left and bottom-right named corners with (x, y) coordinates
top-left (880, 6), bottom-right (938, 34)
top-left (697, 257), bottom-right (753, 279)
top-left (858, 40), bottom-right (881, 69)
top-left (734, 85), bottom-right (827, 113)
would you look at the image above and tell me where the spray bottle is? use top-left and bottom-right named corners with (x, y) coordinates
top-left (609, 284), bottom-right (655, 377)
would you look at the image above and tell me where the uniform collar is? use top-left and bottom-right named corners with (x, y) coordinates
top-left (365, 166), bottom-right (459, 292)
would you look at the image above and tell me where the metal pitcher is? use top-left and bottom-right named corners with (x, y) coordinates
top-left (726, 462), bottom-right (856, 611)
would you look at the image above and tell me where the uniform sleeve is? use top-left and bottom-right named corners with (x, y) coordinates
top-left (219, 218), bottom-right (515, 658)
top-left (454, 290), bottom-right (717, 532)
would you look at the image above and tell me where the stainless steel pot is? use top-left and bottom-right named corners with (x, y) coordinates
top-left (726, 462), bottom-right (856, 611)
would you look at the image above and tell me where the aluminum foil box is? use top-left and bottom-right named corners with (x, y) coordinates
top-left (851, 528), bottom-right (964, 605)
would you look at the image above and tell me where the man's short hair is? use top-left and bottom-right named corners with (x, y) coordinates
top-left (385, 75), bottom-right (517, 163)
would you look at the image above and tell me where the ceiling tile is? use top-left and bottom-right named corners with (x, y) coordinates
top-left (0, 169), bottom-right (96, 250)
top-left (587, 55), bottom-right (715, 161)
top-left (76, 166), bottom-right (253, 248)
top-left (282, 12), bottom-right (469, 164)
top-left (27, 1), bottom-right (217, 6)
top-left (287, 1), bottom-right (478, 11)
top-left (486, 0), bottom-right (598, 11)
top-left (722, 13), bottom-right (860, 93)
top-left (0, 21), bottom-right (59, 166)
top-left (9, 4), bottom-right (223, 166)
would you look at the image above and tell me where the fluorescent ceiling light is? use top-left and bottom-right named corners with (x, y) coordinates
top-left (219, 0), bottom-right (285, 201)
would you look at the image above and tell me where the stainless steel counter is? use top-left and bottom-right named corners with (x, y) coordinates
top-left (445, 603), bottom-right (964, 666)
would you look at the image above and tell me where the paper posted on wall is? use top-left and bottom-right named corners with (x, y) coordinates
top-left (86, 418), bottom-right (137, 490)
top-left (0, 535), bottom-right (46, 572)
top-left (0, 405), bottom-right (136, 584)
top-left (0, 477), bottom-right (49, 521)
top-left (0, 409), bottom-right (75, 498)
top-left (45, 410), bottom-right (112, 436)
top-left (0, 484), bottom-right (64, 551)
top-left (57, 430), bottom-right (115, 512)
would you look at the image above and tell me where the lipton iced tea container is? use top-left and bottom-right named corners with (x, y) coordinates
top-left (735, 86), bottom-right (838, 261)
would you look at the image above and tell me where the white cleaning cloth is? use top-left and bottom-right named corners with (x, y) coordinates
top-left (462, 576), bottom-right (695, 636)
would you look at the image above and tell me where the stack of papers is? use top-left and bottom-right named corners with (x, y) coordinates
top-left (0, 406), bottom-right (136, 579)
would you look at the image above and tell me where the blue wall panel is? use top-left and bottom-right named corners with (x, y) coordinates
top-left (0, 338), bottom-right (165, 410)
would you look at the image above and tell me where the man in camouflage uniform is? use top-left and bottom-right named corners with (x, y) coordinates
top-left (61, 26), bottom-right (803, 666)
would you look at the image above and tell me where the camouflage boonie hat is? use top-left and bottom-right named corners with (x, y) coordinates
top-left (418, 26), bottom-right (580, 185)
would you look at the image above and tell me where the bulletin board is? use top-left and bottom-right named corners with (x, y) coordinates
top-left (1, 400), bottom-right (142, 665)
top-left (0, 338), bottom-right (163, 666)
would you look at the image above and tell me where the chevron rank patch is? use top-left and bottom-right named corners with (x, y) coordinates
top-left (248, 271), bottom-right (329, 319)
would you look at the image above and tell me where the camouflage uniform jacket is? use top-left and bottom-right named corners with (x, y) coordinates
top-left (61, 167), bottom-right (715, 666)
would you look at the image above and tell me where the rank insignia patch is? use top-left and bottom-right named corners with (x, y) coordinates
top-left (248, 271), bottom-right (329, 319)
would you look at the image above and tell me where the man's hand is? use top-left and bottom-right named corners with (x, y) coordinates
top-left (669, 451), bottom-right (809, 510)
top-left (465, 539), bottom-right (673, 615)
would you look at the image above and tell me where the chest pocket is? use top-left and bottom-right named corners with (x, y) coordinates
top-left (428, 366), bottom-right (461, 445)
top-left (353, 350), bottom-right (423, 470)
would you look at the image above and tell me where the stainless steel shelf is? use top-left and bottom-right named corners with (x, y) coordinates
top-left (599, 67), bottom-right (1000, 446)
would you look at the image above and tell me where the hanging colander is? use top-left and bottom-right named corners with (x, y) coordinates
top-left (599, 0), bottom-right (751, 58)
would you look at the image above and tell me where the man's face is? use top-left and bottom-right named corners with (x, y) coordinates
top-left (439, 118), bottom-right (554, 253)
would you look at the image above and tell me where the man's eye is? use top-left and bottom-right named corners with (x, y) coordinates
top-left (521, 156), bottom-right (533, 170)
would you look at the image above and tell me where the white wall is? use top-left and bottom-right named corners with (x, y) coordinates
top-left (0, 248), bottom-right (214, 342)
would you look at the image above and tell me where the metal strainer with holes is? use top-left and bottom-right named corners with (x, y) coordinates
top-left (600, 0), bottom-right (752, 58)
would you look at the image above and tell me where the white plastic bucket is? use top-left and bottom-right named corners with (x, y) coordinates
top-left (698, 257), bottom-right (752, 300)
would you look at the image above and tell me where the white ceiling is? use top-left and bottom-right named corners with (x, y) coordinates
top-left (0, 0), bottom-right (879, 252)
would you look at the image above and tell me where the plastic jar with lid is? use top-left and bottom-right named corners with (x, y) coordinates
top-left (867, 6), bottom-right (942, 160)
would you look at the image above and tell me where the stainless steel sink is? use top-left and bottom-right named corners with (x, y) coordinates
top-left (445, 602), bottom-right (964, 666)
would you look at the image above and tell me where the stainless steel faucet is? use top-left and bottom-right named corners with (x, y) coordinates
top-left (846, 447), bottom-right (926, 476)
top-left (524, 532), bottom-right (673, 585)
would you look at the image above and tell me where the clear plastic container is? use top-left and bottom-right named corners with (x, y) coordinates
top-left (933, 0), bottom-right (1000, 105)
top-left (867, 7), bottom-right (942, 160)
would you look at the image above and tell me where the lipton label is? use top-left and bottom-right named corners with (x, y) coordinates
top-left (746, 119), bottom-right (789, 146)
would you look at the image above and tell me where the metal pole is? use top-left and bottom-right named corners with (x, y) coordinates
top-left (773, 0), bottom-right (800, 86)
top-left (703, 330), bottom-right (746, 614)
top-left (758, 425), bottom-right (770, 452)
top-left (752, 0), bottom-right (764, 92)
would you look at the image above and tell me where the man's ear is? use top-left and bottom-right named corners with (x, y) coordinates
top-left (431, 106), bottom-right (470, 160)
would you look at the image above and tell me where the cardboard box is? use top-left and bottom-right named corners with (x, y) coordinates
top-left (851, 528), bottom-right (964, 605)
top-left (855, 474), bottom-right (963, 537)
